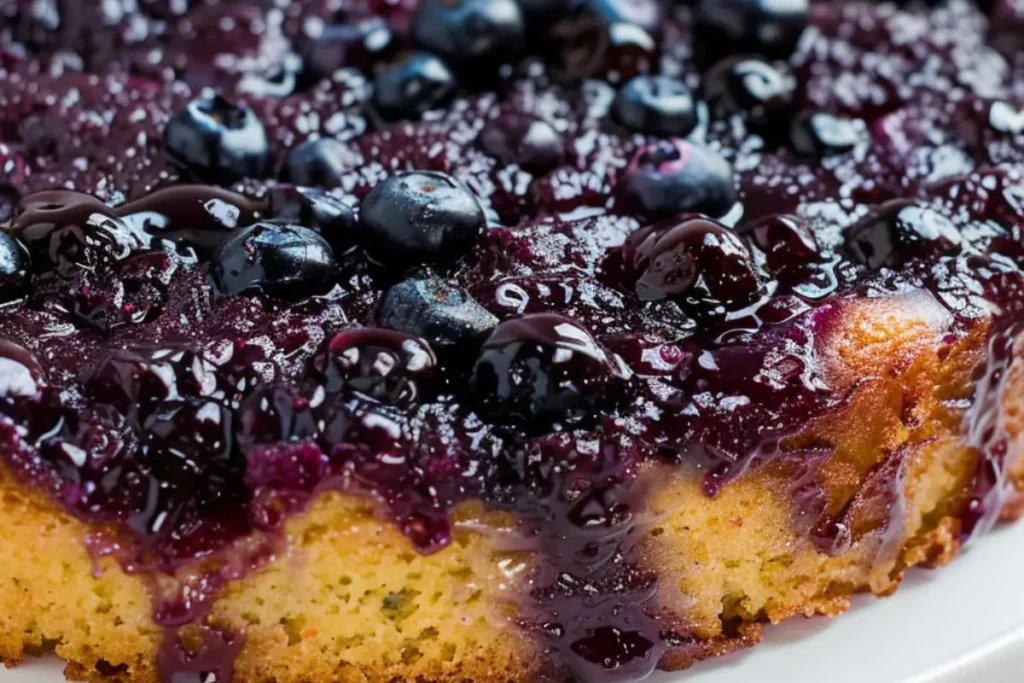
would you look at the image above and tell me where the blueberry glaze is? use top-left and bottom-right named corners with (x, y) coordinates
top-left (0, 2), bottom-right (1022, 683)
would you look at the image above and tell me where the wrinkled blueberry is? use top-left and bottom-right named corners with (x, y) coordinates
top-left (703, 57), bottom-right (795, 132)
top-left (617, 139), bottom-right (737, 220)
top-left (163, 94), bottom-right (271, 184)
top-left (844, 201), bottom-right (962, 270)
top-left (0, 231), bottom-right (29, 302)
top-left (212, 222), bottom-right (338, 298)
top-left (549, 12), bottom-right (658, 83)
top-left (412, 0), bottom-right (526, 66)
top-left (621, 216), bottom-right (761, 310)
top-left (379, 277), bottom-right (499, 347)
top-left (371, 52), bottom-right (457, 122)
top-left (789, 111), bottom-right (864, 159)
top-left (313, 328), bottom-right (437, 407)
top-left (478, 112), bottom-right (566, 174)
top-left (359, 171), bottom-right (485, 267)
top-left (13, 191), bottom-right (147, 278)
top-left (282, 137), bottom-right (361, 188)
top-left (0, 340), bottom-right (43, 400)
top-left (692, 0), bottom-right (810, 67)
top-left (266, 186), bottom-right (357, 254)
top-left (469, 313), bottom-right (630, 429)
top-left (301, 16), bottom-right (395, 77)
top-left (611, 75), bottom-right (699, 137)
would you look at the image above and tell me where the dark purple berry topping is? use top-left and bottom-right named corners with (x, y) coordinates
top-left (266, 186), bottom-right (357, 255)
top-left (789, 111), bottom-right (865, 159)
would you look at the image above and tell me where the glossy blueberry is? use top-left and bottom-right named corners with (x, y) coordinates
top-left (844, 201), bottom-right (962, 270)
top-left (0, 231), bottom-right (29, 302)
top-left (212, 222), bottom-right (338, 298)
top-left (13, 191), bottom-right (147, 278)
top-left (572, 0), bottom-right (663, 34)
top-left (163, 94), bottom-right (271, 184)
top-left (371, 52), bottom-right (457, 122)
top-left (617, 139), bottom-right (738, 220)
top-left (266, 186), bottom-right (357, 254)
top-left (468, 313), bottom-right (630, 430)
top-left (703, 57), bottom-right (795, 132)
top-left (621, 216), bottom-right (760, 310)
top-left (611, 75), bottom-right (699, 137)
top-left (478, 112), bottom-right (566, 175)
top-left (302, 17), bottom-right (395, 78)
top-left (789, 111), bottom-right (864, 159)
top-left (412, 0), bottom-right (526, 65)
top-left (692, 0), bottom-right (810, 67)
top-left (358, 171), bottom-right (485, 267)
top-left (379, 277), bottom-right (499, 347)
top-left (313, 328), bottom-right (437, 407)
top-left (282, 138), bottom-right (360, 188)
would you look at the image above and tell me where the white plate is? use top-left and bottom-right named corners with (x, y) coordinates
top-left (7, 521), bottom-right (1024, 683)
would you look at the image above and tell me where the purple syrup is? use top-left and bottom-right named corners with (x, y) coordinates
top-left (0, 2), bottom-right (1023, 683)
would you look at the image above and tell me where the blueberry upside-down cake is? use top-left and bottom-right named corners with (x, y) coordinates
top-left (1, 0), bottom-right (1023, 681)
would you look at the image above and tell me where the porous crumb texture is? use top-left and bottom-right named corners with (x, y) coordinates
top-left (0, 1), bottom-right (1023, 682)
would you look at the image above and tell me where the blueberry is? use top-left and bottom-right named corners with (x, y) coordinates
top-left (13, 191), bottom-right (147, 278)
top-left (703, 57), bottom-right (795, 132)
top-left (313, 328), bottom-right (437, 407)
top-left (266, 186), bottom-right (357, 254)
top-left (301, 16), bottom-right (395, 78)
top-left (379, 277), bottom-right (499, 347)
top-left (844, 201), bottom-right (962, 270)
top-left (370, 52), bottom-right (457, 122)
top-left (478, 112), bottom-right (566, 174)
top-left (692, 0), bottom-right (810, 67)
top-left (358, 171), bottom-right (485, 267)
top-left (468, 313), bottom-right (630, 430)
top-left (412, 0), bottom-right (526, 66)
top-left (0, 231), bottom-right (29, 302)
top-left (747, 214), bottom-right (819, 269)
top-left (549, 10), bottom-right (658, 83)
top-left (617, 139), bottom-right (738, 220)
top-left (282, 137), bottom-right (360, 188)
top-left (575, 0), bottom-right (663, 34)
top-left (621, 216), bottom-right (760, 311)
top-left (163, 94), bottom-right (271, 184)
top-left (611, 75), bottom-right (699, 137)
top-left (212, 222), bottom-right (338, 298)
top-left (789, 111), bottom-right (864, 159)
